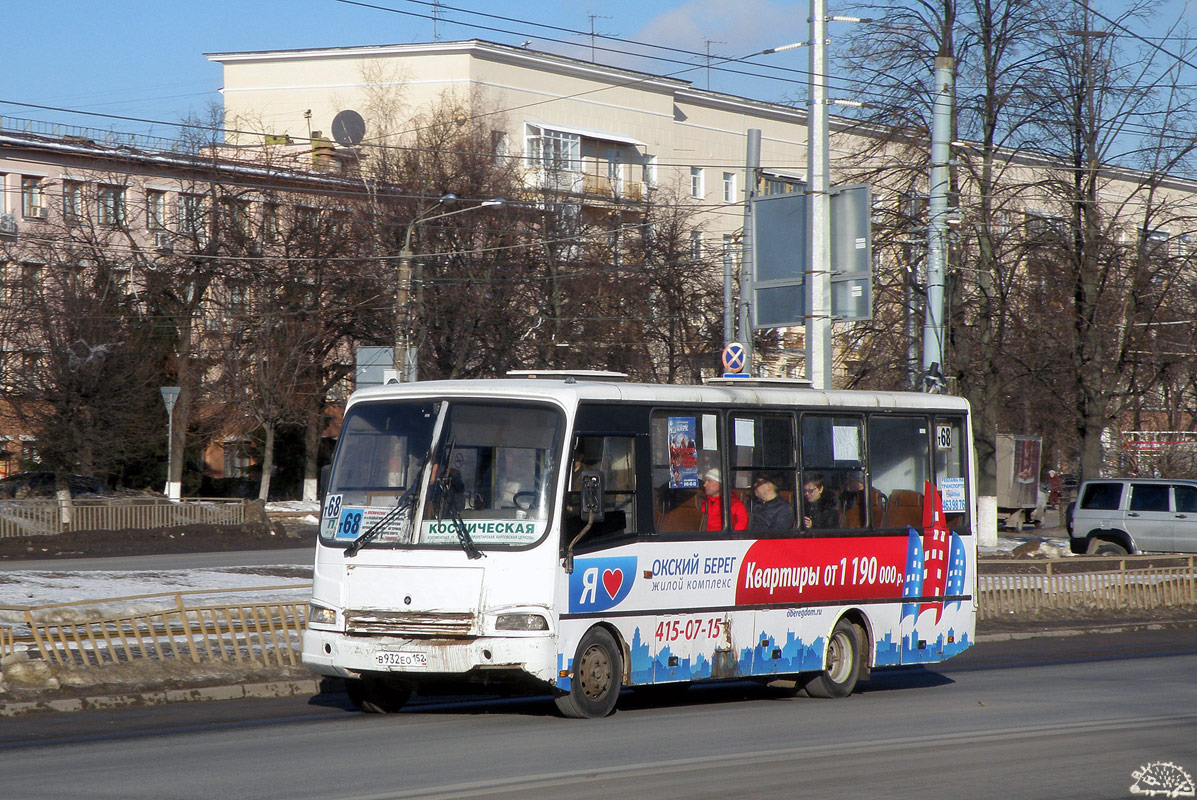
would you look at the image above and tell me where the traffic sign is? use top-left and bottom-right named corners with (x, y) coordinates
top-left (721, 342), bottom-right (747, 374)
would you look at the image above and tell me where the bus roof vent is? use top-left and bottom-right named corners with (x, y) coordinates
top-left (506, 370), bottom-right (629, 383)
top-left (703, 376), bottom-right (814, 389)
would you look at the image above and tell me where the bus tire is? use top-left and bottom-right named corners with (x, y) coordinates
top-left (346, 675), bottom-right (412, 713)
top-left (555, 627), bottom-right (622, 719)
top-left (803, 618), bottom-right (862, 699)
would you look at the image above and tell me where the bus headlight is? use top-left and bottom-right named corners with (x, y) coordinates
top-left (308, 602), bottom-right (338, 627)
top-left (495, 613), bottom-right (549, 631)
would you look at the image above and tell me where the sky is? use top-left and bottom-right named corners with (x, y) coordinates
top-left (4, 0), bottom-right (819, 144)
top-left (5, 1), bottom-right (1196, 146)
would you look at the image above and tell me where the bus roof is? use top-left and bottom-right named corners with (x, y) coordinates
top-left (347, 377), bottom-right (971, 414)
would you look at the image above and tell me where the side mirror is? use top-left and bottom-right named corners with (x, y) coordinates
top-left (318, 464), bottom-right (331, 504)
top-left (579, 471), bottom-right (605, 522)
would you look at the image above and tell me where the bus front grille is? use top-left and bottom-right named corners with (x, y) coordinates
top-left (345, 610), bottom-right (475, 637)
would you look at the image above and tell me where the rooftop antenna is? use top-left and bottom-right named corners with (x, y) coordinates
top-left (704, 39), bottom-right (726, 90)
top-left (588, 14), bottom-right (612, 62)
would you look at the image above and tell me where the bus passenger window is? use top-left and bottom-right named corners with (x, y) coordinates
top-left (868, 416), bottom-right (931, 528)
top-left (800, 415), bottom-right (866, 529)
top-left (934, 417), bottom-right (969, 533)
top-left (729, 414), bottom-right (797, 532)
top-left (651, 411), bottom-right (725, 532)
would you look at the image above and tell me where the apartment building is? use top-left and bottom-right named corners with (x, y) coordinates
top-left (0, 121), bottom-right (364, 483)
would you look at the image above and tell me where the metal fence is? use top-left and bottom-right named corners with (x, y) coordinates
top-left (1, 586), bottom-right (309, 666)
top-left (0, 497), bottom-right (248, 538)
top-left (978, 555), bottom-right (1197, 619)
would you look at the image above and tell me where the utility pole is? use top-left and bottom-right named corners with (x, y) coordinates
top-left (923, 52), bottom-right (954, 392)
top-left (806, 0), bottom-right (832, 390)
top-left (737, 129), bottom-right (761, 372)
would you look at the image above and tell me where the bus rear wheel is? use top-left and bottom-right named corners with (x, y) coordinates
top-left (346, 675), bottom-right (412, 713)
top-left (803, 619), bottom-right (863, 699)
top-left (555, 627), bottom-right (622, 719)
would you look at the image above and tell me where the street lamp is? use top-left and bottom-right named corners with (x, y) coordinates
top-left (160, 386), bottom-right (180, 501)
top-left (394, 194), bottom-right (505, 382)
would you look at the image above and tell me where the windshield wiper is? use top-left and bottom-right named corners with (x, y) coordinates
top-left (344, 459), bottom-right (426, 558)
top-left (432, 439), bottom-right (484, 560)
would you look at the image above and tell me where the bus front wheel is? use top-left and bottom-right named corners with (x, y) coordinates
top-left (802, 619), bottom-right (863, 699)
top-left (346, 675), bottom-right (412, 713)
top-left (555, 627), bottom-right (622, 719)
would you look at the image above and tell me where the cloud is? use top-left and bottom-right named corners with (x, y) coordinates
top-left (634, 0), bottom-right (805, 61)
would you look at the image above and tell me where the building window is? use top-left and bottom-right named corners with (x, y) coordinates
top-left (642, 154), bottom-right (657, 186)
top-left (221, 199), bottom-right (251, 237)
top-left (146, 190), bottom-right (167, 230)
top-left (491, 130), bottom-right (510, 164)
top-left (723, 171), bottom-right (737, 203)
top-left (19, 264), bottom-right (42, 303)
top-left (98, 185), bottom-right (127, 228)
top-left (607, 148), bottom-right (623, 193)
top-left (178, 194), bottom-right (208, 237)
top-left (261, 203), bottom-right (280, 242)
top-left (227, 284), bottom-right (249, 317)
top-left (296, 207), bottom-right (320, 231)
top-left (690, 230), bottom-right (703, 261)
top-left (690, 167), bottom-right (704, 199)
top-left (63, 181), bottom-right (84, 224)
top-left (527, 125), bottom-right (581, 172)
top-left (21, 178), bottom-right (44, 218)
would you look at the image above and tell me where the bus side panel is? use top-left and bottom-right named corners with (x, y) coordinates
top-left (554, 531), bottom-right (975, 688)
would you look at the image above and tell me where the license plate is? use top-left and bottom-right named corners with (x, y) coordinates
top-left (374, 651), bottom-right (429, 670)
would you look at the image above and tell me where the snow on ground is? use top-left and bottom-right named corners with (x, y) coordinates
top-left (0, 564), bottom-right (310, 622)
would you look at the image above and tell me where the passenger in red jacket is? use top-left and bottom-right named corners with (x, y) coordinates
top-left (700, 468), bottom-right (748, 531)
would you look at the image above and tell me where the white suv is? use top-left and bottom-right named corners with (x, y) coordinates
top-left (1069, 478), bottom-right (1197, 555)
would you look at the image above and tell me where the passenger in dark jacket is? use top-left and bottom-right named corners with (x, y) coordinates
top-left (749, 474), bottom-right (794, 530)
top-left (802, 474), bottom-right (840, 529)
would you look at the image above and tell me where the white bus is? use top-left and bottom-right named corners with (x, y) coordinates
top-left (303, 373), bottom-right (976, 718)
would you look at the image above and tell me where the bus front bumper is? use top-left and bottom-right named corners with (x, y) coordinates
top-left (302, 629), bottom-right (559, 685)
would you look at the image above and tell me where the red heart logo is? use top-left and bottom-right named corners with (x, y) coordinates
top-left (601, 568), bottom-right (623, 599)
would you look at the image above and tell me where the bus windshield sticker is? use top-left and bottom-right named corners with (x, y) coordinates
top-left (833, 426), bottom-right (860, 461)
top-left (668, 417), bottom-right (699, 488)
top-left (939, 477), bottom-right (966, 512)
top-left (420, 519), bottom-right (544, 545)
top-left (734, 417), bottom-right (755, 447)
top-left (338, 505), bottom-right (413, 545)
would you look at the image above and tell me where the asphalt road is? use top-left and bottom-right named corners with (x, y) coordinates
top-left (0, 628), bottom-right (1193, 800)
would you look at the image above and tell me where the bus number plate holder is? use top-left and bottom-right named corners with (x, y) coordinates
top-left (374, 651), bottom-right (429, 670)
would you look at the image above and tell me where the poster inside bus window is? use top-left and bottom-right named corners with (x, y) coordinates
top-left (939, 477), bottom-right (966, 512)
top-left (668, 417), bottom-right (698, 488)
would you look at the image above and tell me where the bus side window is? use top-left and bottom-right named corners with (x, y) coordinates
top-left (650, 411), bottom-right (723, 532)
top-left (868, 416), bottom-right (931, 528)
top-left (799, 415), bottom-right (866, 529)
top-left (730, 414), bottom-right (797, 533)
top-left (934, 417), bottom-right (969, 533)
top-left (564, 435), bottom-right (637, 546)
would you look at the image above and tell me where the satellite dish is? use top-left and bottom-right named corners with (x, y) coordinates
top-left (331, 110), bottom-right (366, 146)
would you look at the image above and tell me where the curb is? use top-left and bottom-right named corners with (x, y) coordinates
top-left (0, 678), bottom-right (323, 718)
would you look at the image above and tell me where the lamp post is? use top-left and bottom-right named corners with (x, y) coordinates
top-left (394, 195), bottom-right (505, 382)
top-left (160, 386), bottom-right (180, 501)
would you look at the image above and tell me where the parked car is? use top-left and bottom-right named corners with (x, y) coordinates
top-left (1069, 478), bottom-right (1197, 555)
top-left (0, 471), bottom-right (111, 499)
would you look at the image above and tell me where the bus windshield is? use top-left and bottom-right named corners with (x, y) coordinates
top-left (323, 400), bottom-right (564, 549)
